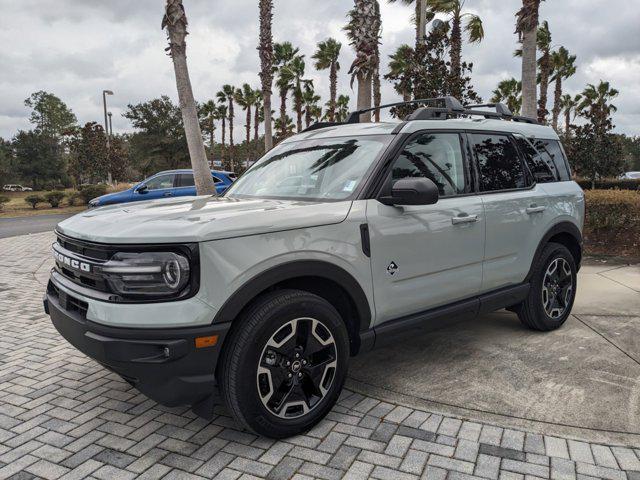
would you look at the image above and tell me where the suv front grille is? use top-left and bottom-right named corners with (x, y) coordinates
top-left (54, 233), bottom-right (116, 293)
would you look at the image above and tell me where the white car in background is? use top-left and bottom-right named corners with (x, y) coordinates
top-left (2, 184), bottom-right (33, 192)
top-left (620, 171), bottom-right (640, 180)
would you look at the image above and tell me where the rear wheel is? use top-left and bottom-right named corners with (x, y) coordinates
top-left (219, 290), bottom-right (349, 438)
top-left (516, 242), bottom-right (577, 331)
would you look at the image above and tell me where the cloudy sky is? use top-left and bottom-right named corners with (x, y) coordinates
top-left (1, 0), bottom-right (639, 140)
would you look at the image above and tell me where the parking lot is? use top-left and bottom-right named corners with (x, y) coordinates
top-left (1, 231), bottom-right (639, 479)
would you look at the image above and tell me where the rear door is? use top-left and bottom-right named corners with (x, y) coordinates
top-left (468, 132), bottom-right (552, 292)
top-left (366, 131), bottom-right (485, 324)
top-left (174, 173), bottom-right (198, 197)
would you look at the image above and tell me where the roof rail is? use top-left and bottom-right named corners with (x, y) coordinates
top-left (345, 96), bottom-right (465, 124)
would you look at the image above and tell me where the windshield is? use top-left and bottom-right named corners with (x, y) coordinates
top-left (225, 136), bottom-right (392, 201)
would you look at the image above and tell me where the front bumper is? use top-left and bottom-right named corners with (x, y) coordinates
top-left (44, 286), bottom-right (230, 416)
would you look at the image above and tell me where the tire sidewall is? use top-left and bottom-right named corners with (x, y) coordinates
top-left (229, 293), bottom-right (349, 437)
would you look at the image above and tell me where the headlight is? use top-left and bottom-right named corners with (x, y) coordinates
top-left (97, 251), bottom-right (190, 298)
top-left (88, 198), bottom-right (99, 208)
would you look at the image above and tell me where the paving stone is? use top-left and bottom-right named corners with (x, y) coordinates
top-left (545, 437), bottom-right (570, 459)
top-left (474, 454), bottom-right (501, 480)
top-left (479, 443), bottom-right (527, 462)
top-left (591, 444), bottom-right (620, 469)
top-left (399, 449), bottom-right (428, 475)
top-left (611, 446), bottom-right (640, 471)
top-left (551, 456), bottom-right (576, 480)
top-left (266, 456), bottom-right (303, 480)
top-left (567, 441), bottom-right (595, 465)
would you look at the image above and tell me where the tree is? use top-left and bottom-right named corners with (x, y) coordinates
top-left (253, 90), bottom-right (263, 143)
top-left (67, 122), bottom-right (109, 184)
top-left (334, 95), bottom-right (351, 122)
top-left (312, 38), bottom-right (342, 122)
top-left (24, 91), bottom-right (77, 138)
top-left (0, 138), bottom-right (13, 187)
top-left (302, 85), bottom-right (322, 128)
top-left (550, 46), bottom-right (577, 130)
top-left (162, 0), bottom-right (216, 195)
top-left (123, 96), bottom-right (190, 176)
top-left (346, 0), bottom-right (381, 122)
top-left (516, 0), bottom-right (542, 119)
top-left (559, 93), bottom-right (581, 136)
top-left (372, 0), bottom-right (382, 121)
top-left (385, 45), bottom-right (414, 103)
top-left (274, 115), bottom-right (295, 142)
top-left (536, 21), bottom-right (552, 122)
top-left (258, 0), bottom-right (274, 152)
top-left (280, 55), bottom-right (311, 132)
top-left (200, 99), bottom-right (220, 164)
top-left (273, 42), bottom-right (299, 138)
top-left (427, 0), bottom-right (484, 100)
top-left (235, 84), bottom-right (257, 168)
top-left (491, 78), bottom-right (522, 115)
top-left (577, 82), bottom-right (619, 135)
top-left (13, 131), bottom-right (63, 189)
top-left (217, 85), bottom-right (238, 171)
top-left (217, 104), bottom-right (228, 167)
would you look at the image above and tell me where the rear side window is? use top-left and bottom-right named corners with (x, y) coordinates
top-left (531, 139), bottom-right (571, 181)
top-left (388, 132), bottom-right (466, 197)
top-left (470, 133), bottom-right (526, 192)
top-left (177, 174), bottom-right (195, 187)
top-left (513, 135), bottom-right (556, 183)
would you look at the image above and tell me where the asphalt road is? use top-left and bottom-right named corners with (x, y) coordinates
top-left (0, 213), bottom-right (75, 239)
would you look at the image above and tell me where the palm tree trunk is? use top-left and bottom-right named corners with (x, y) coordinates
top-left (520, 26), bottom-right (537, 119)
top-left (245, 106), bottom-right (251, 168)
top-left (254, 106), bottom-right (260, 142)
top-left (552, 76), bottom-right (562, 130)
top-left (162, 0), bottom-right (215, 195)
top-left (357, 72), bottom-right (372, 122)
top-left (295, 90), bottom-right (303, 132)
top-left (416, 0), bottom-right (426, 49)
top-left (564, 109), bottom-right (571, 136)
top-left (538, 51), bottom-right (550, 123)
top-left (228, 99), bottom-right (235, 171)
top-left (373, 66), bottom-right (381, 122)
top-left (259, 0), bottom-right (274, 152)
top-left (279, 88), bottom-right (287, 136)
top-left (449, 12), bottom-right (462, 100)
top-left (209, 114), bottom-right (215, 164)
top-left (329, 62), bottom-right (337, 122)
top-left (221, 117), bottom-right (226, 166)
top-left (305, 109), bottom-right (312, 128)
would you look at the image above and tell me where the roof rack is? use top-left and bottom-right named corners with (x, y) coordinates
top-left (303, 96), bottom-right (539, 132)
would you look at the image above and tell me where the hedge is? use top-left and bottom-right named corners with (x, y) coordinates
top-left (584, 189), bottom-right (640, 256)
top-left (577, 178), bottom-right (640, 191)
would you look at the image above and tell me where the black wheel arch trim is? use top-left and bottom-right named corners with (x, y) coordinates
top-left (526, 221), bottom-right (583, 281)
top-left (211, 260), bottom-right (372, 333)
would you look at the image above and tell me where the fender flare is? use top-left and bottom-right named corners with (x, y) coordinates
top-left (526, 221), bottom-right (583, 280)
top-left (211, 260), bottom-right (372, 332)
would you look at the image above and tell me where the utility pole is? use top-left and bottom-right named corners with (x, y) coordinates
top-left (102, 90), bottom-right (114, 183)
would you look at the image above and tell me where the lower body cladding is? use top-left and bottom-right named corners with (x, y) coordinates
top-left (44, 283), bottom-right (230, 419)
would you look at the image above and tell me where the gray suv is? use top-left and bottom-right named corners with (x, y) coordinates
top-left (44, 97), bottom-right (584, 438)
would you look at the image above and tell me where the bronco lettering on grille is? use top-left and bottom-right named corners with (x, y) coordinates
top-left (53, 250), bottom-right (91, 273)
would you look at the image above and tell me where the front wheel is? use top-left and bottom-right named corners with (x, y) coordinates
top-left (516, 242), bottom-right (577, 331)
top-left (219, 290), bottom-right (349, 438)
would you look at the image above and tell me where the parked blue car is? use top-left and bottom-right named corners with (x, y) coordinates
top-left (88, 169), bottom-right (236, 208)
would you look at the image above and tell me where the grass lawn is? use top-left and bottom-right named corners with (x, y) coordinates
top-left (0, 189), bottom-right (85, 218)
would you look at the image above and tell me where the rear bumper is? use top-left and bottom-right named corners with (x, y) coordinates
top-left (44, 288), bottom-right (230, 415)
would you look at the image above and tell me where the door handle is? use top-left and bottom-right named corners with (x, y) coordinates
top-left (452, 214), bottom-right (478, 225)
top-left (526, 205), bottom-right (546, 214)
top-left (163, 192), bottom-right (173, 197)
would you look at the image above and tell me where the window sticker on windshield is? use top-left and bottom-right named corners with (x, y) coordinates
top-left (343, 180), bottom-right (357, 192)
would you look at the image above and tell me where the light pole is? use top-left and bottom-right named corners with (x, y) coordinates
top-left (102, 90), bottom-right (114, 148)
top-left (108, 112), bottom-right (113, 137)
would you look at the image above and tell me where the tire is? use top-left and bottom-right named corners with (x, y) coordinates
top-left (516, 242), bottom-right (577, 331)
top-left (219, 289), bottom-right (350, 438)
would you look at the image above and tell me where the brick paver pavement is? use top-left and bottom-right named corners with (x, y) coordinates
top-left (1, 231), bottom-right (639, 479)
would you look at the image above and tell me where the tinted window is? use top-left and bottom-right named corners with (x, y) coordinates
top-left (144, 174), bottom-right (175, 190)
top-left (533, 139), bottom-right (571, 181)
top-left (389, 133), bottom-right (465, 196)
top-left (471, 134), bottom-right (526, 192)
top-left (177, 174), bottom-right (195, 187)
top-left (513, 135), bottom-right (556, 183)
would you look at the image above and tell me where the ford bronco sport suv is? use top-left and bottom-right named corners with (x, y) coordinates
top-left (44, 97), bottom-right (584, 438)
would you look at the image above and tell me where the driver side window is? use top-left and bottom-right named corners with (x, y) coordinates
top-left (387, 133), bottom-right (466, 197)
top-left (144, 174), bottom-right (175, 190)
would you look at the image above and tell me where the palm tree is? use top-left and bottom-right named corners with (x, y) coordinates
top-left (274, 114), bottom-right (295, 140)
top-left (253, 90), bottom-right (263, 143)
top-left (385, 44), bottom-right (415, 102)
top-left (536, 21), bottom-right (552, 123)
top-left (550, 47), bottom-right (577, 130)
top-left (427, 0), bottom-right (484, 101)
top-left (274, 42), bottom-right (299, 137)
top-left (491, 78), bottom-right (522, 115)
top-left (387, 0), bottom-right (429, 49)
top-left (258, 0), bottom-right (274, 152)
top-left (345, 0), bottom-right (381, 122)
top-left (234, 84), bottom-right (256, 168)
top-left (281, 55), bottom-right (311, 132)
top-left (302, 85), bottom-right (322, 128)
top-left (217, 84), bottom-right (238, 171)
top-left (200, 100), bottom-right (219, 164)
top-left (217, 104), bottom-right (228, 165)
top-left (577, 82), bottom-right (618, 134)
top-left (559, 93), bottom-right (581, 136)
top-left (161, 0), bottom-right (215, 195)
top-left (516, 0), bottom-right (542, 119)
top-left (312, 38), bottom-right (342, 122)
top-left (372, 0), bottom-right (382, 121)
top-left (334, 95), bottom-right (351, 122)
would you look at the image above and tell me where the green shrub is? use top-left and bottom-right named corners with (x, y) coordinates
top-left (78, 184), bottom-right (108, 204)
top-left (584, 189), bottom-right (640, 256)
top-left (577, 178), bottom-right (640, 191)
top-left (67, 191), bottom-right (83, 206)
top-left (0, 195), bottom-right (9, 210)
top-left (44, 191), bottom-right (65, 208)
top-left (24, 194), bottom-right (46, 209)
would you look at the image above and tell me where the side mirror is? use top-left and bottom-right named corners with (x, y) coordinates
top-left (135, 184), bottom-right (148, 194)
top-left (380, 178), bottom-right (439, 206)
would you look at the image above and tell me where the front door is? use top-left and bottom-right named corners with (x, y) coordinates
top-left (139, 173), bottom-right (176, 201)
top-left (366, 132), bottom-right (485, 325)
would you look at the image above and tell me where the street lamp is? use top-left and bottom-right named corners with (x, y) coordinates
top-left (102, 90), bottom-right (114, 148)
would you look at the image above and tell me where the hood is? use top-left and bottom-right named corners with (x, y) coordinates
top-left (57, 196), bottom-right (353, 244)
